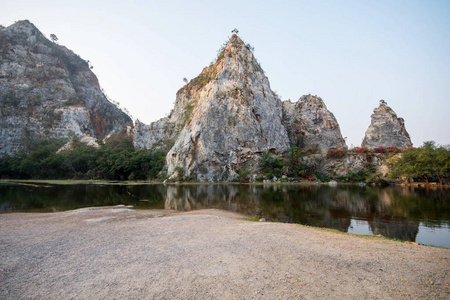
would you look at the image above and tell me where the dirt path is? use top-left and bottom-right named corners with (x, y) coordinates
top-left (0, 207), bottom-right (449, 299)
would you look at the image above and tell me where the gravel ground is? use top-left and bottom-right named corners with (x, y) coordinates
top-left (0, 207), bottom-right (449, 299)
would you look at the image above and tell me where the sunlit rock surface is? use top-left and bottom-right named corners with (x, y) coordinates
top-left (362, 104), bottom-right (412, 149)
top-left (135, 34), bottom-right (292, 181)
top-left (0, 20), bottom-right (132, 155)
top-left (134, 35), bottom-right (350, 181)
top-left (283, 95), bottom-right (346, 152)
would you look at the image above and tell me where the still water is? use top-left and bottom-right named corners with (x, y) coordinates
top-left (1, 182), bottom-right (449, 248)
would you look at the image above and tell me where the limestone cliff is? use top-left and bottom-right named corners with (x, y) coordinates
top-left (133, 34), bottom-right (352, 181)
top-left (362, 104), bottom-right (412, 149)
top-left (167, 34), bottom-right (290, 181)
top-left (283, 95), bottom-right (346, 151)
top-left (0, 20), bottom-right (132, 155)
top-left (134, 35), bottom-right (291, 181)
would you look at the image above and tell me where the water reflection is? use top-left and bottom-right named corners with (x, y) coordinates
top-left (164, 184), bottom-right (450, 247)
top-left (1, 182), bottom-right (449, 247)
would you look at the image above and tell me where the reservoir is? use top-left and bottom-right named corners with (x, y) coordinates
top-left (1, 181), bottom-right (449, 248)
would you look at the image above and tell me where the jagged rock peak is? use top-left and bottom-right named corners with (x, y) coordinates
top-left (283, 94), bottom-right (346, 151)
top-left (4, 20), bottom-right (38, 35)
top-left (0, 20), bottom-right (132, 156)
top-left (134, 34), bottom-right (290, 181)
top-left (362, 103), bottom-right (412, 149)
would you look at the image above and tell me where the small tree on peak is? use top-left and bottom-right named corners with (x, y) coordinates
top-left (183, 77), bottom-right (188, 84)
top-left (379, 99), bottom-right (387, 105)
top-left (232, 28), bottom-right (239, 34)
top-left (50, 34), bottom-right (58, 43)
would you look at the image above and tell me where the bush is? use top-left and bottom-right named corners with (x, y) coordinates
top-left (326, 147), bottom-right (347, 159)
top-left (259, 151), bottom-right (284, 178)
top-left (355, 147), bottom-right (370, 154)
top-left (386, 146), bottom-right (401, 154)
top-left (374, 146), bottom-right (387, 153)
top-left (237, 170), bottom-right (250, 183)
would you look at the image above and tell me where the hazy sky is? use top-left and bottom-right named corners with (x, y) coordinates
top-left (2, 0), bottom-right (449, 147)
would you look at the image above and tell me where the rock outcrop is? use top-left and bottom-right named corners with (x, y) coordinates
top-left (135, 34), bottom-right (292, 181)
top-left (0, 20), bottom-right (132, 155)
top-left (283, 95), bottom-right (346, 151)
top-left (167, 34), bottom-right (291, 181)
top-left (133, 34), bottom-right (352, 181)
top-left (362, 104), bottom-right (412, 149)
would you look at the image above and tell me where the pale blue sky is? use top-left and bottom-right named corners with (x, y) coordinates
top-left (2, 0), bottom-right (449, 147)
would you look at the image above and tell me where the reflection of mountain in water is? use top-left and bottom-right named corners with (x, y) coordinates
top-left (369, 219), bottom-right (419, 242)
top-left (162, 184), bottom-right (448, 242)
top-left (2, 183), bottom-right (447, 243)
top-left (165, 185), bottom-right (261, 215)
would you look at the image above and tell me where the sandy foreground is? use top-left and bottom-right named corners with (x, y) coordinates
top-left (0, 207), bottom-right (449, 299)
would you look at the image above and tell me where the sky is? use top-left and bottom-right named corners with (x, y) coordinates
top-left (2, 0), bottom-right (449, 147)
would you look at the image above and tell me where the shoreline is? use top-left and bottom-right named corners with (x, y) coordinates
top-left (1, 208), bottom-right (449, 299)
top-left (2, 178), bottom-right (450, 188)
top-left (3, 207), bottom-right (448, 249)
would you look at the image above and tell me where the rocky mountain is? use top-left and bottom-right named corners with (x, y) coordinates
top-left (168, 34), bottom-right (290, 181)
top-left (283, 95), bottom-right (346, 151)
top-left (0, 20), bottom-right (132, 155)
top-left (134, 34), bottom-right (348, 181)
top-left (362, 103), bottom-right (412, 149)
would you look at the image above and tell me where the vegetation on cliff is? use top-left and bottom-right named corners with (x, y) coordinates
top-left (254, 143), bottom-right (449, 185)
top-left (1, 140), bottom-right (448, 185)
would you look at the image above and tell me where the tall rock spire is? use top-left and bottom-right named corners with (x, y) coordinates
top-left (164, 34), bottom-right (290, 181)
top-left (362, 103), bottom-right (412, 148)
top-left (133, 34), bottom-right (349, 181)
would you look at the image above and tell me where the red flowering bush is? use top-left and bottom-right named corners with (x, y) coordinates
top-left (326, 147), bottom-right (347, 158)
top-left (386, 146), bottom-right (401, 154)
top-left (355, 147), bottom-right (370, 154)
top-left (374, 146), bottom-right (387, 153)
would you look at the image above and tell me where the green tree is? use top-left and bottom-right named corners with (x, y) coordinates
top-left (259, 151), bottom-right (284, 178)
top-left (389, 142), bottom-right (450, 184)
top-left (50, 34), bottom-right (58, 43)
top-left (434, 146), bottom-right (450, 185)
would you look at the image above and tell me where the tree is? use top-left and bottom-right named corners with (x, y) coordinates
top-left (50, 34), bottom-right (58, 43)
top-left (434, 145), bottom-right (450, 185)
top-left (183, 77), bottom-right (188, 84)
top-left (388, 141), bottom-right (450, 184)
top-left (379, 99), bottom-right (387, 105)
top-left (232, 28), bottom-right (239, 34)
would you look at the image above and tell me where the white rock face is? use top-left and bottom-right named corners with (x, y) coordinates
top-left (57, 134), bottom-right (99, 153)
top-left (133, 118), bottom-right (175, 151)
top-left (134, 35), bottom-right (350, 181)
top-left (362, 104), bottom-right (412, 149)
top-left (134, 35), bottom-right (290, 181)
top-left (0, 20), bottom-right (132, 155)
top-left (283, 95), bottom-right (346, 152)
top-left (165, 35), bottom-right (290, 181)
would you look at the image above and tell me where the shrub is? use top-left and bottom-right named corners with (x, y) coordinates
top-left (237, 170), bottom-right (250, 183)
top-left (374, 146), bottom-right (387, 153)
top-left (326, 147), bottom-right (347, 159)
top-left (386, 147), bottom-right (401, 154)
top-left (355, 146), bottom-right (370, 154)
top-left (259, 151), bottom-right (284, 178)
